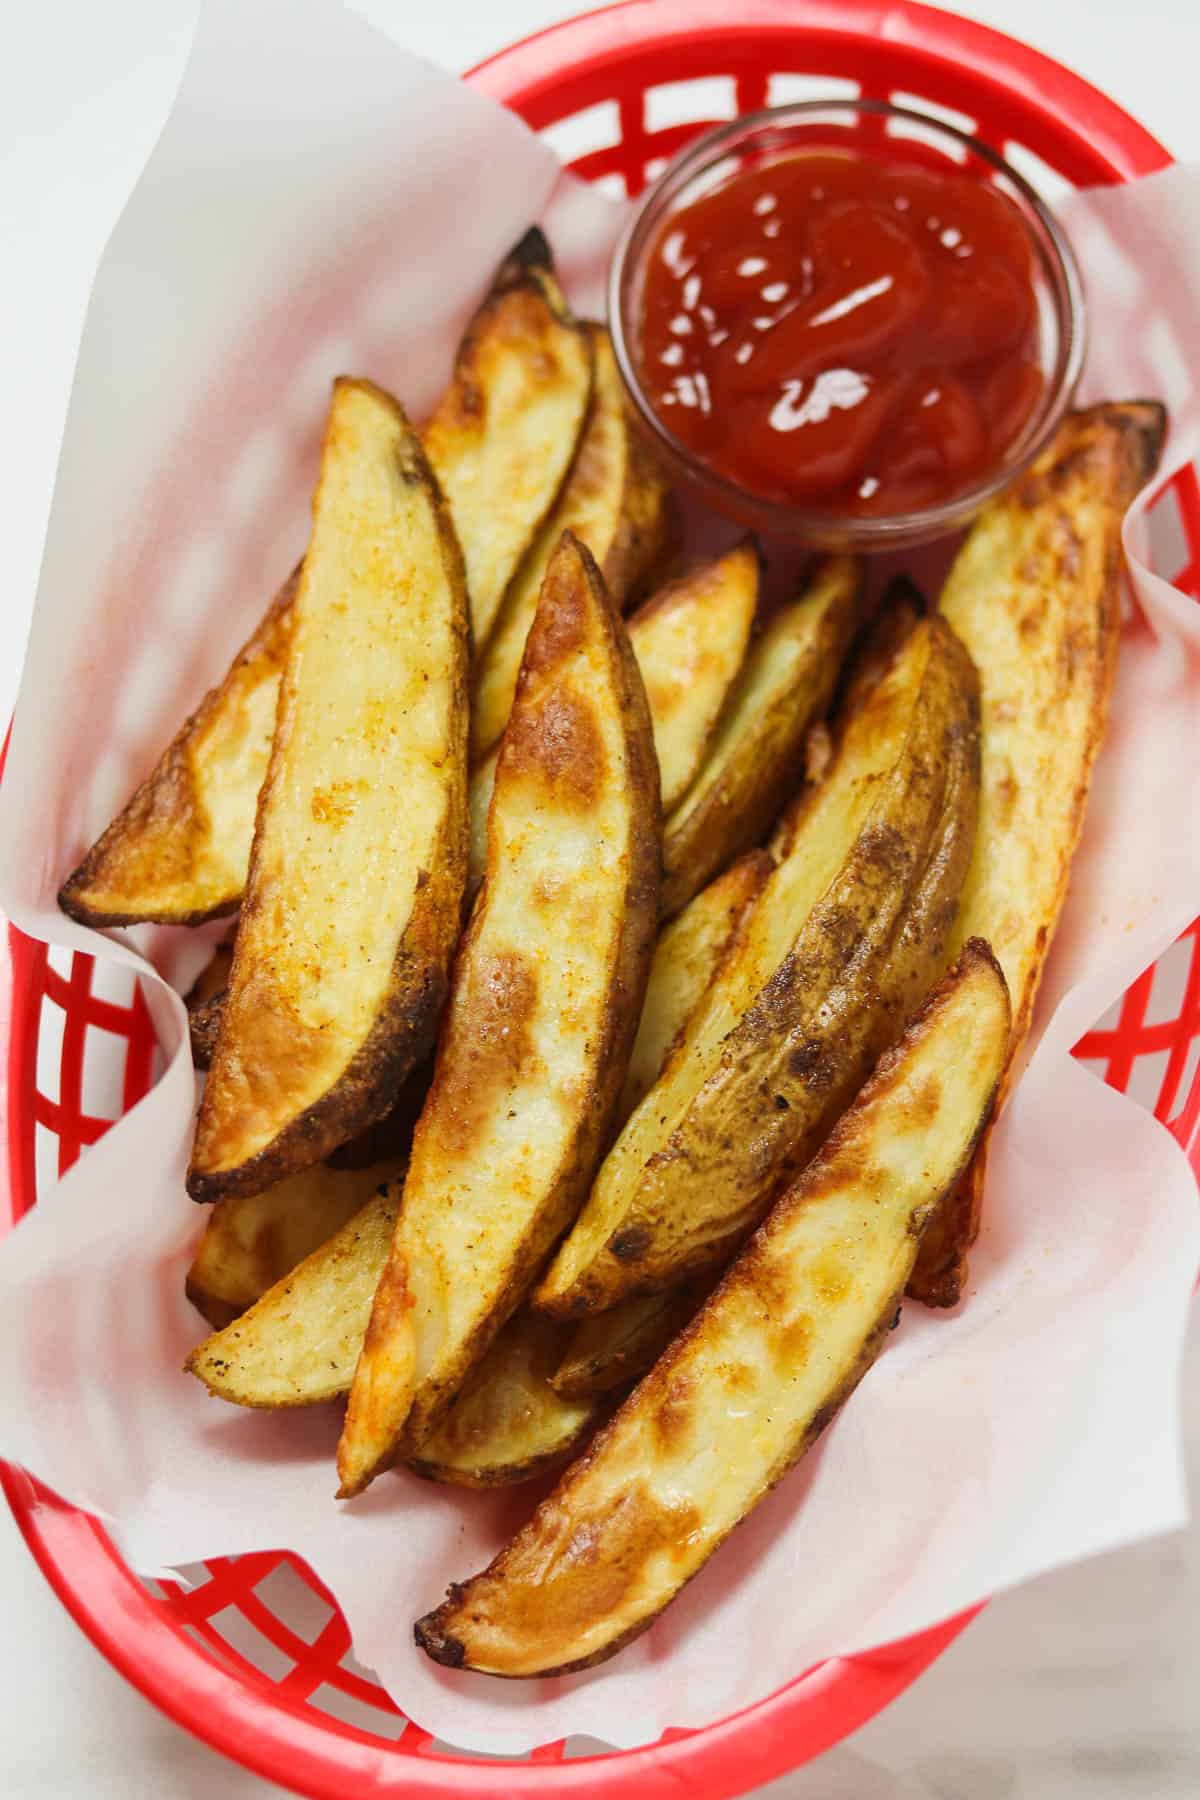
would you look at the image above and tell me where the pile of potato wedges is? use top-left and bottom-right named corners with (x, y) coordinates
top-left (60, 226), bottom-right (1165, 1676)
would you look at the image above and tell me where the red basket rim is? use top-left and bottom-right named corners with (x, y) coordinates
top-left (0, 3), bottom-right (1175, 1795)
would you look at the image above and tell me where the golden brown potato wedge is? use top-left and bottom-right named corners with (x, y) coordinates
top-left (618, 850), bottom-right (770, 1126)
top-left (424, 228), bottom-right (593, 651)
top-left (189, 1204), bottom-right (597, 1485)
top-left (465, 550), bottom-right (763, 896)
top-left (336, 531), bottom-right (659, 1497)
top-left (415, 941), bottom-right (1010, 1677)
top-left (188, 378), bottom-right (469, 1202)
top-left (910, 400), bottom-right (1167, 1306)
top-left (549, 1279), bottom-right (715, 1403)
top-left (59, 574), bottom-right (296, 928)
top-left (409, 1312), bottom-right (599, 1488)
top-left (661, 555), bottom-right (863, 915)
top-left (625, 542), bottom-right (759, 812)
top-left (470, 323), bottom-right (670, 758)
top-left (536, 612), bottom-right (980, 1317)
top-left (186, 1160), bottom-right (406, 1330)
top-left (59, 232), bottom-right (588, 930)
top-left (188, 1188), bottom-right (398, 1407)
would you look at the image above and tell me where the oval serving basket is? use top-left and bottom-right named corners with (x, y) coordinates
top-left (3, 3), bottom-right (1198, 1796)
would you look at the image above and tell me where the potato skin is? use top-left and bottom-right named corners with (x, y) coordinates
top-left (660, 554), bottom-right (863, 915)
top-left (538, 614), bottom-right (981, 1316)
top-left (910, 400), bottom-right (1167, 1306)
top-left (188, 380), bottom-right (470, 1203)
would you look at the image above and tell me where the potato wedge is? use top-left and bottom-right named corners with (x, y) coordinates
top-left (661, 554), bottom-right (863, 915)
top-left (626, 542), bottom-right (759, 811)
top-left (188, 1188), bottom-right (398, 1407)
top-left (618, 850), bottom-right (770, 1125)
top-left (188, 378), bottom-right (469, 1202)
top-left (59, 574), bottom-right (297, 928)
top-left (415, 941), bottom-right (1010, 1676)
top-left (190, 1205), bottom-right (597, 1484)
top-left (336, 531), bottom-right (659, 1497)
top-left (424, 228), bottom-right (593, 651)
top-left (910, 399), bottom-right (1167, 1306)
top-left (470, 323), bottom-right (671, 758)
top-left (59, 232), bottom-right (587, 929)
top-left (549, 1279), bottom-right (714, 1403)
top-left (536, 612), bottom-right (980, 1316)
top-left (409, 1312), bottom-right (598, 1489)
top-left (186, 1159), bottom-right (406, 1330)
top-left (465, 551), bottom-right (763, 896)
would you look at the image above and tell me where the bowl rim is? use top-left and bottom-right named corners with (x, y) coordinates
top-left (2, 1), bottom-right (1174, 1795)
top-left (606, 95), bottom-right (1087, 549)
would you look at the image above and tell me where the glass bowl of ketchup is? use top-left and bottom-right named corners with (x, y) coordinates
top-left (609, 100), bottom-right (1085, 548)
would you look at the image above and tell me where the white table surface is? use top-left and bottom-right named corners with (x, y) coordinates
top-left (1, 3), bottom-right (1197, 1796)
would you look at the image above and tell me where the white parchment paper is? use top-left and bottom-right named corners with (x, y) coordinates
top-left (0, 0), bottom-right (1197, 1754)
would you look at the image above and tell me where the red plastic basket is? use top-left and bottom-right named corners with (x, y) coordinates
top-left (3, 3), bottom-right (1198, 1796)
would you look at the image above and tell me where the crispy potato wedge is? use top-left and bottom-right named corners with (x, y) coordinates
top-left (409, 1312), bottom-right (598, 1489)
top-left (911, 399), bottom-right (1167, 1306)
top-left (415, 941), bottom-right (1010, 1676)
top-left (59, 232), bottom-right (587, 930)
top-left (336, 531), bottom-right (659, 1496)
top-left (59, 574), bottom-right (296, 928)
top-left (536, 612), bottom-right (980, 1316)
top-left (661, 554), bottom-right (864, 915)
top-left (186, 1159), bottom-right (406, 1330)
top-left (549, 1278), bottom-right (715, 1403)
top-left (188, 379), bottom-right (469, 1202)
top-left (424, 228), bottom-right (593, 651)
top-left (465, 552), bottom-right (763, 896)
top-left (190, 1204), bottom-right (597, 1484)
top-left (626, 542), bottom-right (759, 811)
top-left (188, 1188), bottom-right (398, 1407)
top-left (471, 323), bottom-right (671, 758)
top-left (618, 850), bottom-right (770, 1125)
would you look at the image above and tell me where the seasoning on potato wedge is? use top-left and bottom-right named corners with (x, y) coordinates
top-left (335, 529), bottom-right (659, 1498)
top-left (59, 231), bottom-right (590, 930)
top-left (415, 940), bottom-right (1010, 1677)
top-left (188, 1187), bottom-right (399, 1408)
top-left (186, 1160), bottom-right (407, 1332)
top-left (536, 609), bottom-right (980, 1317)
top-left (424, 227), bottom-right (593, 651)
top-left (661, 553), bottom-right (864, 915)
top-left (466, 546), bottom-right (764, 895)
top-left (470, 322), bottom-right (671, 758)
top-left (59, 573), bottom-right (297, 928)
top-left (549, 1278), bottom-right (716, 1403)
top-left (910, 399), bottom-right (1167, 1307)
top-left (187, 377), bottom-right (469, 1202)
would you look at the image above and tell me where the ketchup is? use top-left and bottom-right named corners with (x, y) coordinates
top-left (638, 152), bottom-right (1043, 516)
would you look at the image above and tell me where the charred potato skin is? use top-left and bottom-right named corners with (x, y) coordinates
top-left (415, 942), bottom-right (1010, 1677)
top-left (910, 400), bottom-right (1167, 1307)
top-left (58, 573), bottom-right (298, 929)
top-left (188, 381), bottom-right (470, 1203)
top-left (540, 615), bottom-right (981, 1316)
top-left (660, 554), bottom-right (864, 916)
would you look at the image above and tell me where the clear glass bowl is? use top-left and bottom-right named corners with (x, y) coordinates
top-left (608, 99), bottom-right (1086, 550)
